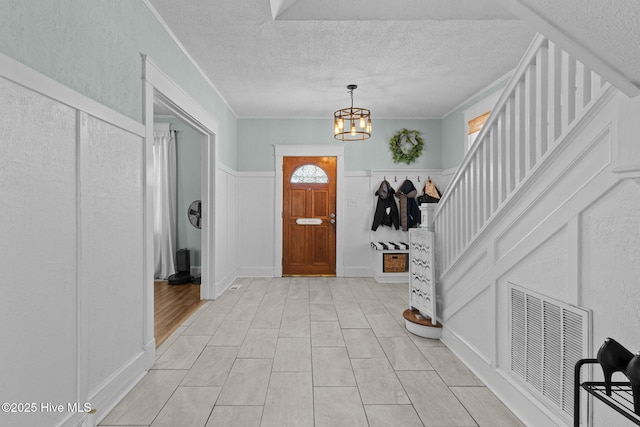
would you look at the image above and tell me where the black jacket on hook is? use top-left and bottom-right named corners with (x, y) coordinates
top-left (396, 179), bottom-right (421, 231)
top-left (371, 180), bottom-right (400, 231)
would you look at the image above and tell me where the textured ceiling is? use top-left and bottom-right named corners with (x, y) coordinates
top-left (148, 0), bottom-right (536, 118)
top-left (497, 0), bottom-right (640, 92)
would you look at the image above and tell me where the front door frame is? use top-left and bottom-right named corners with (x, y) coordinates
top-left (274, 145), bottom-right (344, 277)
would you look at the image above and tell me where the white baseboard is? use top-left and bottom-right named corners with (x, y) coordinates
top-left (373, 271), bottom-right (409, 283)
top-left (81, 351), bottom-right (147, 427)
top-left (441, 328), bottom-right (565, 427)
top-left (143, 339), bottom-right (156, 370)
top-left (215, 271), bottom-right (238, 298)
top-left (343, 266), bottom-right (372, 277)
top-left (236, 267), bottom-right (275, 277)
top-left (234, 267), bottom-right (371, 278)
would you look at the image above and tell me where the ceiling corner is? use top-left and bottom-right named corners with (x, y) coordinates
top-left (269, 0), bottom-right (299, 20)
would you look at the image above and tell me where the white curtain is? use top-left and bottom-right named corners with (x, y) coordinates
top-left (153, 124), bottom-right (177, 279)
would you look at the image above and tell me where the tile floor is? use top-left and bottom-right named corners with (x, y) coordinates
top-left (99, 277), bottom-right (525, 427)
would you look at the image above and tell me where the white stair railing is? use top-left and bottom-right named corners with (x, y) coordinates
top-left (434, 34), bottom-right (610, 274)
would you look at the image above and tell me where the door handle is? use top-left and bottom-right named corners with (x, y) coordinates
top-left (330, 213), bottom-right (336, 218)
top-left (330, 219), bottom-right (336, 224)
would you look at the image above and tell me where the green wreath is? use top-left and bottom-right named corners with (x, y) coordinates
top-left (389, 128), bottom-right (424, 164)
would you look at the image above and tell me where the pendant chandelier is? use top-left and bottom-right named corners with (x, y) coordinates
top-left (334, 84), bottom-right (371, 141)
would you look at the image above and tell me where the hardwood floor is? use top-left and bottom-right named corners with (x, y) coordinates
top-left (154, 280), bottom-right (205, 347)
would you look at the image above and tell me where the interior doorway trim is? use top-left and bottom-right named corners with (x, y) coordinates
top-left (142, 55), bottom-right (218, 367)
top-left (274, 145), bottom-right (345, 277)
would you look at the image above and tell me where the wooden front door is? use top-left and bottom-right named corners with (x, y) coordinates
top-left (282, 156), bottom-right (336, 276)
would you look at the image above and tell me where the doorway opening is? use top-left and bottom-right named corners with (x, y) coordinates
top-left (152, 105), bottom-right (206, 346)
top-left (143, 55), bottom-right (218, 360)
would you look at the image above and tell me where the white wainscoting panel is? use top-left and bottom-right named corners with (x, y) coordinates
top-left (580, 179), bottom-right (640, 397)
top-left (439, 250), bottom-right (489, 320)
top-left (82, 114), bottom-right (144, 393)
top-left (502, 228), bottom-right (569, 302)
top-left (494, 127), bottom-right (612, 262)
top-left (0, 76), bottom-right (78, 427)
top-left (214, 166), bottom-right (238, 296)
top-left (237, 172), bottom-right (276, 277)
top-left (444, 285), bottom-right (494, 365)
top-left (0, 52), bottom-right (148, 427)
top-left (344, 173), bottom-right (372, 276)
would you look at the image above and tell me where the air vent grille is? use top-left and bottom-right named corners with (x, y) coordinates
top-left (509, 283), bottom-right (590, 417)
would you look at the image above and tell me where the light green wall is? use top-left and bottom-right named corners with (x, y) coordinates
top-left (0, 0), bottom-right (237, 168)
top-left (441, 111), bottom-right (464, 170)
top-left (441, 76), bottom-right (510, 169)
top-left (237, 118), bottom-right (442, 172)
top-left (0, 0), bottom-right (513, 173)
top-left (238, 78), bottom-right (511, 172)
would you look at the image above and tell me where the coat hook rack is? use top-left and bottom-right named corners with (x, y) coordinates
top-left (418, 176), bottom-right (420, 182)
top-left (394, 176), bottom-right (397, 182)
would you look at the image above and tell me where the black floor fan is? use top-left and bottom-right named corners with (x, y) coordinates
top-left (168, 248), bottom-right (192, 285)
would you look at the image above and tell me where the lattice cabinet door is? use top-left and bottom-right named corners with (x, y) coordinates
top-left (409, 228), bottom-right (436, 323)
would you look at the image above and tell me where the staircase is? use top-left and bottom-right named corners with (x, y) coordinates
top-left (430, 33), bottom-right (640, 427)
top-left (434, 34), bottom-right (611, 274)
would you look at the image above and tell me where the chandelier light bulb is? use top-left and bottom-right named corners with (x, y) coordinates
top-left (350, 121), bottom-right (357, 136)
top-left (359, 117), bottom-right (365, 129)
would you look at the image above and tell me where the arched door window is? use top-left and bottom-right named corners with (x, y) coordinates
top-left (290, 164), bottom-right (329, 183)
